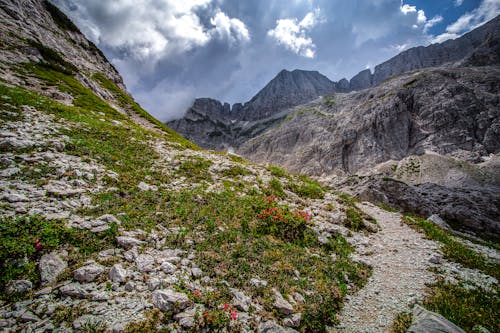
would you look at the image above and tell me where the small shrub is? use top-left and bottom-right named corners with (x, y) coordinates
top-left (391, 312), bottom-right (413, 333)
top-left (323, 95), bottom-right (336, 108)
top-left (256, 196), bottom-right (311, 243)
top-left (221, 165), bottom-right (250, 178)
top-left (265, 177), bottom-right (285, 197)
top-left (178, 157), bottom-right (212, 181)
top-left (287, 176), bottom-right (325, 199)
top-left (267, 165), bottom-right (288, 178)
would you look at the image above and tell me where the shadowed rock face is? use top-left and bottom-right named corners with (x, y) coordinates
top-left (168, 69), bottom-right (340, 150)
top-left (238, 67), bottom-right (500, 175)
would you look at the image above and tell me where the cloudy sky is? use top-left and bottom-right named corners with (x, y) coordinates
top-left (51, 0), bottom-right (500, 121)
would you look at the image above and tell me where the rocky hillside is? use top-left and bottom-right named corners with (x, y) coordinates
top-left (0, 1), bottom-right (498, 333)
top-left (167, 69), bottom-right (342, 150)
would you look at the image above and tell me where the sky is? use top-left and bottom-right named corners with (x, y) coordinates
top-left (51, 0), bottom-right (500, 121)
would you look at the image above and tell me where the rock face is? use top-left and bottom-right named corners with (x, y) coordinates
top-left (342, 176), bottom-right (500, 240)
top-left (239, 67), bottom-right (500, 175)
top-left (167, 70), bottom-right (342, 150)
top-left (363, 14), bottom-right (500, 90)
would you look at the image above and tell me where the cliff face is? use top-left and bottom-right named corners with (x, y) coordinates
top-left (353, 15), bottom-right (500, 89)
top-left (0, 0), bottom-right (124, 94)
top-left (168, 69), bottom-right (339, 150)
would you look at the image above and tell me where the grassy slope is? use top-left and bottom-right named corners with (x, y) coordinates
top-left (0, 63), bottom-right (371, 332)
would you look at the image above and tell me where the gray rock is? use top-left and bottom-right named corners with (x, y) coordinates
top-left (6, 280), bottom-right (32, 294)
top-left (116, 236), bottom-right (145, 249)
top-left (73, 315), bottom-right (102, 330)
top-left (283, 313), bottom-right (302, 328)
top-left (273, 290), bottom-right (294, 315)
top-left (124, 281), bottom-right (136, 292)
top-left (152, 289), bottom-right (190, 313)
top-left (160, 261), bottom-right (177, 274)
top-left (19, 311), bottom-right (39, 322)
top-left (231, 288), bottom-right (252, 312)
top-left (135, 254), bottom-right (155, 272)
top-left (73, 262), bottom-right (106, 282)
top-left (2, 193), bottom-right (28, 203)
top-left (109, 264), bottom-right (127, 283)
top-left (407, 305), bottom-right (466, 333)
top-left (259, 320), bottom-right (299, 333)
top-left (250, 278), bottom-right (268, 288)
top-left (39, 252), bottom-right (67, 284)
top-left (59, 283), bottom-right (89, 298)
top-left (174, 304), bottom-right (205, 328)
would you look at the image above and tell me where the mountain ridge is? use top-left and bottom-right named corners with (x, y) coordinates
top-left (169, 15), bottom-right (500, 151)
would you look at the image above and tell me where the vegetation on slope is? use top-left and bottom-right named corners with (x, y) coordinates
top-left (0, 62), bottom-right (371, 331)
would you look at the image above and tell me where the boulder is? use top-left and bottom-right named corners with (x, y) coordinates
top-left (73, 262), bottom-right (106, 282)
top-left (152, 289), bottom-right (190, 313)
top-left (39, 252), bottom-right (67, 284)
top-left (407, 305), bottom-right (466, 333)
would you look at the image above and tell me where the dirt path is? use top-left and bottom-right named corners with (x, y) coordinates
top-left (332, 203), bottom-right (440, 333)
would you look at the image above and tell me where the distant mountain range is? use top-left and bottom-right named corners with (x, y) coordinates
top-left (168, 15), bottom-right (500, 151)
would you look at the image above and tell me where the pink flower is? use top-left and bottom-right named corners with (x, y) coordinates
top-left (34, 238), bottom-right (42, 250)
top-left (193, 290), bottom-right (202, 297)
top-left (230, 310), bottom-right (238, 320)
top-left (223, 303), bottom-right (230, 311)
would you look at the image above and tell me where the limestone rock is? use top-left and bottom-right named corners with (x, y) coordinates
top-left (116, 236), bottom-right (145, 249)
top-left (259, 320), bottom-right (299, 333)
top-left (135, 254), bottom-right (155, 272)
top-left (152, 289), bottom-right (190, 313)
top-left (73, 262), bottom-right (106, 282)
top-left (5, 280), bottom-right (32, 294)
top-left (109, 264), bottom-right (127, 283)
top-left (39, 252), bottom-right (67, 284)
top-left (273, 290), bottom-right (294, 315)
top-left (407, 305), bottom-right (466, 333)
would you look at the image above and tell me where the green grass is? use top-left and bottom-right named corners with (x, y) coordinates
top-left (221, 165), bottom-right (250, 178)
top-left (391, 312), bottom-right (413, 333)
top-left (267, 165), bottom-right (289, 178)
top-left (0, 215), bottom-right (116, 296)
top-left (91, 73), bottom-right (196, 149)
top-left (287, 175), bottom-right (325, 199)
top-left (423, 280), bottom-right (499, 333)
top-left (403, 216), bottom-right (499, 280)
top-left (0, 62), bottom-right (372, 332)
top-left (177, 156), bottom-right (213, 182)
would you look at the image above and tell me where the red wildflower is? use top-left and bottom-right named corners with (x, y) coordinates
top-left (193, 290), bottom-right (202, 297)
top-left (230, 310), bottom-right (238, 320)
top-left (34, 238), bottom-right (42, 250)
top-left (223, 303), bottom-right (230, 311)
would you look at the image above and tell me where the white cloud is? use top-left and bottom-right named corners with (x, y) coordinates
top-left (454, 0), bottom-right (464, 6)
top-left (400, 4), bottom-right (417, 15)
top-left (52, 0), bottom-right (250, 62)
top-left (267, 9), bottom-right (323, 58)
top-left (424, 15), bottom-right (443, 32)
top-left (210, 11), bottom-right (250, 44)
top-left (432, 0), bottom-right (500, 43)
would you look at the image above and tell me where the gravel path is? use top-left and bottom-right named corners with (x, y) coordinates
top-left (332, 203), bottom-right (440, 333)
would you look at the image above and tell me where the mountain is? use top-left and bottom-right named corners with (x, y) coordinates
top-left (169, 15), bottom-right (500, 151)
top-left (0, 2), bottom-right (415, 332)
top-left (168, 69), bottom-right (340, 150)
top-left (1, 2), bottom-right (498, 332)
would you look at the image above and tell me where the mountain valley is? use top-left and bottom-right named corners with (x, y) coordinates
top-left (0, 1), bottom-right (498, 333)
